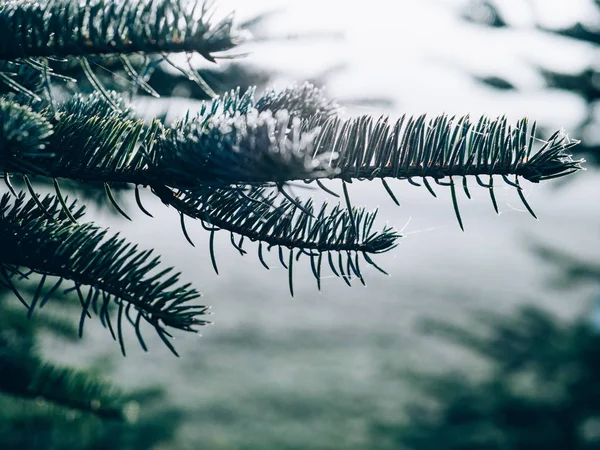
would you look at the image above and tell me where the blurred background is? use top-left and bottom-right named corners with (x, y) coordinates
top-left (5, 0), bottom-right (600, 448)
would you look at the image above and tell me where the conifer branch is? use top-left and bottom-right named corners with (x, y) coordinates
top-left (308, 113), bottom-right (584, 225)
top-left (0, 0), bottom-right (240, 60)
top-left (156, 108), bottom-right (337, 187)
top-left (0, 89), bottom-right (338, 187)
top-left (0, 85), bottom-right (585, 293)
top-left (152, 185), bottom-right (400, 294)
top-left (315, 114), bottom-right (583, 182)
top-left (0, 193), bottom-right (209, 355)
top-left (0, 0), bottom-right (241, 101)
top-left (6, 85), bottom-right (583, 190)
top-left (1, 92), bottom-right (151, 185)
top-left (0, 352), bottom-right (125, 419)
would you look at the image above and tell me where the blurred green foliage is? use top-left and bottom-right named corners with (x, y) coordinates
top-left (463, 0), bottom-right (600, 164)
top-left (0, 284), bottom-right (184, 449)
top-left (373, 305), bottom-right (600, 450)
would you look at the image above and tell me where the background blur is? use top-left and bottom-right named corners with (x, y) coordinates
top-left (34, 0), bottom-right (600, 448)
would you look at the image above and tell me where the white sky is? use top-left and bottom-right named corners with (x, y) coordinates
top-left (198, 0), bottom-right (599, 134)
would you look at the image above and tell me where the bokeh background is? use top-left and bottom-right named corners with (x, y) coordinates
top-left (12, 0), bottom-right (600, 448)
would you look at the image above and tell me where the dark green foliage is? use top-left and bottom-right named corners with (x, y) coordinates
top-left (1, 86), bottom-right (343, 187)
top-left (0, 285), bottom-right (183, 449)
top-left (374, 306), bottom-right (600, 450)
top-left (0, 0), bottom-right (239, 60)
top-left (0, 357), bottom-right (123, 419)
top-left (0, 1), bottom-right (248, 440)
top-left (152, 184), bottom-right (399, 293)
top-left (0, 87), bottom-right (405, 296)
top-left (312, 115), bottom-right (582, 183)
top-left (0, 0), bottom-right (240, 102)
top-left (0, 192), bottom-right (209, 356)
top-left (155, 91), bottom-right (339, 185)
top-left (0, 389), bottom-right (183, 450)
top-left (0, 61), bottom-right (45, 99)
top-left (0, 99), bottom-right (53, 168)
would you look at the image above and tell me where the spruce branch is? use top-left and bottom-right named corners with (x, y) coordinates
top-left (151, 185), bottom-right (400, 294)
top-left (158, 86), bottom-right (584, 194)
top-left (1, 89), bottom-right (339, 188)
top-left (0, 85), bottom-right (585, 292)
top-left (315, 114), bottom-right (584, 182)
top-left (155, 107), bottom-right (337, 187)
top-left (0, 193), bottom-right (209, 356)
top-left (307, 113), bottom-right (584, 228)
top-left (1, 92), bottom-right (151, 188)
top-left (0, 0), bottom-right (239, 60)
top-left (10, 85), bottom-right (584, 191)
top-left (0, 0), bottom-right (241, 101)
top-left (0, 351), bottom-right (125, 419)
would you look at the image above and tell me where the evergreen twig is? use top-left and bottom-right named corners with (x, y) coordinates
top-left (0, 193), bottom-right (209, 355)
top-left (0, 0), bottom-right (240, 60)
